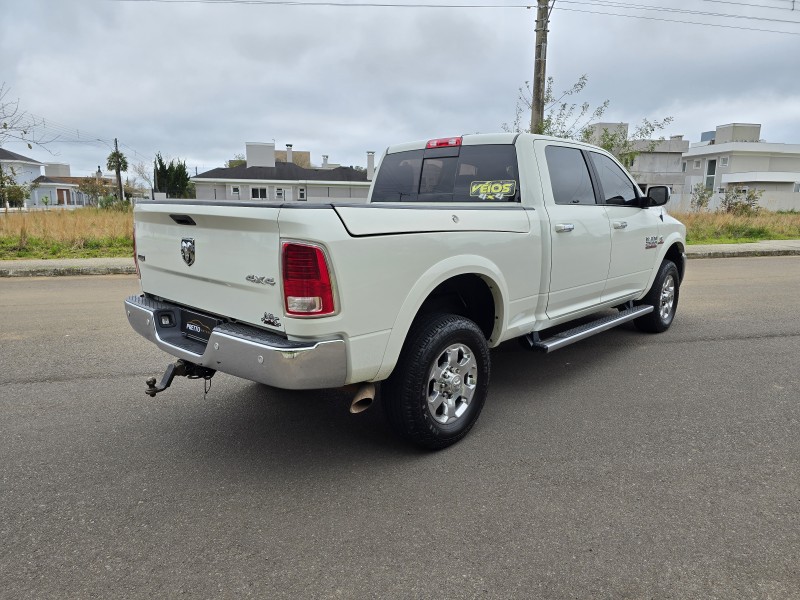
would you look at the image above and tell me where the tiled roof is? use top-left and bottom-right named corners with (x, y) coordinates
top-left (195, 162), bottom-right (368, 182)
top-left (0, 148), bottom-right (43, 164)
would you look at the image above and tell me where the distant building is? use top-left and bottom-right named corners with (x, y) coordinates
top-left (680, 123), bottom-right (800, 211)
top-left (0, 148), bottom-right (43, 187)
top-left (585, 122), bottom-right (690, 194)
top-left (193, 143), bottom-right (374, 203)
top-left (30, 163), bottom-right (112, 207)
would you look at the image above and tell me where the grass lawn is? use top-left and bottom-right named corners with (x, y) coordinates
top-left (672, 211), bottom-right (800, 245)
top-left (0, 208), bottom-right (133, 259)
top-left (1, 207), bottom-right (799, 259)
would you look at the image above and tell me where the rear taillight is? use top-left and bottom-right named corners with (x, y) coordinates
top-left (426, 136), bottom-right (462, 149)
top-left (282, 242), bottom-right (335, 316)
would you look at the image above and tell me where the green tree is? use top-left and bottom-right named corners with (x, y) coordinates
top-left (107, 149), bottom-right (128, 174)
top-left (503, 75), bottom-right (608, 139)
top-left (154, 153), bottom-right (193, 198)
top-left (503, 75), bottom-right (672, 165)
top-left (719, 186), bottom-right (762, 215)
top-left (594, 118), bottom-right (674, 170)
top-left (78, 174), bottom-right (111, 205)
top-left (0, 163), bottom-right (32, 209)
top-left (225, 153), bottom-right (246, 168)
top-left (690, 182), bottom-right (714, 212)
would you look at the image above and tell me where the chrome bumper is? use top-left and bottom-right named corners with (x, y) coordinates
top-left (124, 295), bottom-right (347, 389)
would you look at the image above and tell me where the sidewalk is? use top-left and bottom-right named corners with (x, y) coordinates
top-left (1, 240), bottom-right (799, 277)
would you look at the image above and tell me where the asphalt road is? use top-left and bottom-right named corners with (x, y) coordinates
top-left (1, 258), bottom-right (799, 599)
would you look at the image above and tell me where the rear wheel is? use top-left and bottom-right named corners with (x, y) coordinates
top-left (635, 259), bottom-right (680, 333)
top-left (382, 313), bottom-right (490, 450)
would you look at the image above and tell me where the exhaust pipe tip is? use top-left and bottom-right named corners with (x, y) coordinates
top-left (349, 383), bottom-right (375, 414)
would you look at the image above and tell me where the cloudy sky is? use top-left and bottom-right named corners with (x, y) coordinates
top-left (2, 0), bottom-right (799, 182)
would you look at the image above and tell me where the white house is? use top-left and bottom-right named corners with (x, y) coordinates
top-left (193, 143), bottom-right (373, 203)
top-left (30, 163), bottom-right (101, 207)
top-left (0, 148), bottom-right (43, 185)
top-left (677, 123), bottom-right (800, 211)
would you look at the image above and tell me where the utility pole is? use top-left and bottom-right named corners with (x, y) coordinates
top-left (114, 138), bottom-right (124, 202)
top-left (530, 0), bottom-right (553, 134)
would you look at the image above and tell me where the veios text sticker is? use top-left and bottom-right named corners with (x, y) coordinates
top-left (470, 180), bottom-right (516, 200)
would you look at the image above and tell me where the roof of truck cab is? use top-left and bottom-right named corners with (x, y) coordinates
top-left (384, 132), bottom-right (602, 155)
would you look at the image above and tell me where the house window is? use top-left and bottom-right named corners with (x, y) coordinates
top-left (720, 156), bottom-right (729, 167)
top-left (681, 161), bottom-right (686, 172)
top-left (705, 159), bottom-right (717, 191)
top-left (275, 188), bottom-right (284, 200)
top-left (231, 186), bottom-right (240, 198)
top-left (693, 160), bottom-right (701, 170)
top-left (251, 187), bottom-right (267, 199)
top-left (298, 187), bottom-right (306, 201)
top-left (793, 183), bottom-right (800, 193)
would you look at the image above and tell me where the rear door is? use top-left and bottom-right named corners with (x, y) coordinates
top-left (538, 142), bottom-right (612, 319)
top-left (135, 201), bottom-right (285, 331)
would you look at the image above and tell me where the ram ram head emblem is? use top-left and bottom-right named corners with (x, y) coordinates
top-left (181, 238), bottom-right (195, 266)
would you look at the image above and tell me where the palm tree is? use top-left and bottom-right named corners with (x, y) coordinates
top-left (107, 148), bottom-right (128, 201)
top-left (107, 150), bottom-right (128, 174)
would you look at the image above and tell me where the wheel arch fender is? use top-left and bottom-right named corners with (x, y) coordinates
top-left (371, 255), bottom-right (509, 382)
top-left (639, 234), bottom-right (686, 298)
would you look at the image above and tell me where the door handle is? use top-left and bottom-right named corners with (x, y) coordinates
top-left (613, 221), bottom-right (628, 229)
top-left (555, 223), bottom-right (574, 233)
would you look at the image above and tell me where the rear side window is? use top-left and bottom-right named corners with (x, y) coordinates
top-left (371, 145), bottom-right (520, 203)
top-left (589, 152), bottom-right (638, 204)
top-left (545, 146), bottom-right (596, 205)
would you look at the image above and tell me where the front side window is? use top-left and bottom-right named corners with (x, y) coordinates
top-left (251, 187), bottom-right (267, 199)
top-left (545, 146), bottom-right (596, 205)
top-left (371, 145), bottom-right (519, 203)
top-left (275, 188), bottom-right (284, 200)
top-left (298, 187), bottom-right (306, 200)
top-left (589, 152), bottom-right (638, 205)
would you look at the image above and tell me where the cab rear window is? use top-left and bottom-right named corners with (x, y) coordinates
top-left (371, 145), bottom-right (520, 203)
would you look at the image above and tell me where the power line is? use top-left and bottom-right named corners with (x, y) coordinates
top-left (109, 0), bottom-right (800, 29)
top-left (555, 6), bottom-right (800, 35)
top-left (702, 0), bottom-right (797, 8)
top-left (561, 0), bottom-right (800, 26)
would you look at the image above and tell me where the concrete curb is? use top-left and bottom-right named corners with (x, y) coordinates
top-left (686, 249), bottom-right (800, 259)
top-left (1, 243), bottom-right (799, 277)
top-left (0, 265), bottom-right (137, 277)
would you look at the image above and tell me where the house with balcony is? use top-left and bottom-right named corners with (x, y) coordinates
top-left (193, 143), bottom-right (374, 203)
top-left (679, 123), bottom-right (800, 211)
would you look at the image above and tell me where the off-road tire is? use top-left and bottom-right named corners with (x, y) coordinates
top-left (634, 259), bottom-right (680, 333)
top-left (382, 313), bottom-right (490, 450)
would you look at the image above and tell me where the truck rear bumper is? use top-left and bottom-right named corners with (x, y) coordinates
top-left (124, 295), bottom-right (347, 390)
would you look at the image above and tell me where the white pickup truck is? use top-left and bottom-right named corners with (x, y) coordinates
top-left (125, 133), bottom-right (686, 449)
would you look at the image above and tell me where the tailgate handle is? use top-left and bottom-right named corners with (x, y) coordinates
top-left (170, 214), bottom-right (196, 226)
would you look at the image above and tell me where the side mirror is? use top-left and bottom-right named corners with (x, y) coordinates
top-left (644, 185), bottom-right (670, 207)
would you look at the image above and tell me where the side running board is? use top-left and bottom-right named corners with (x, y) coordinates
top-left (523, 305), bottom-right (654, 353)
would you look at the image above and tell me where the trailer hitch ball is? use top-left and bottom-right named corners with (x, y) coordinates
top-left (145, 360), bottom-right (215, 397)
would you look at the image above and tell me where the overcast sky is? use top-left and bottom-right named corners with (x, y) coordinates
top-left (2, 0), bottom-right (799, 182)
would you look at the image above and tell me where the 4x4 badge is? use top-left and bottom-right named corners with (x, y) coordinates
top-left (181, 238), bottom-right (195, 266)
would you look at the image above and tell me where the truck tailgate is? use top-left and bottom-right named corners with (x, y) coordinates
top-left (135, 202), bottom-right (284, 332)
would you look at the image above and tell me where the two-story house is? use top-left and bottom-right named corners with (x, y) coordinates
top-left (193, 143), bottom-right (374, 203)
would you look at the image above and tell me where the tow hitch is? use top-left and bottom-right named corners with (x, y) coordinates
top-left (145, 359), bottom-right (216, 397)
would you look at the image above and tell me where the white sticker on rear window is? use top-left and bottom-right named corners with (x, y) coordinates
top-left (469, 180), bottom-right (516, 201)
